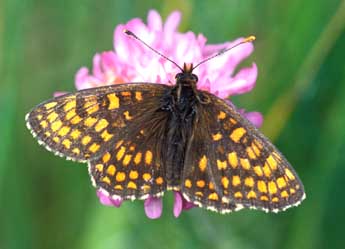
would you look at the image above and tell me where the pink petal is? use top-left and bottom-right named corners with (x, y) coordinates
top-left (164, 10), bottom-right (181, 33)
top-left (96, 190), bottom-right (122, 207)
top-left (53, 91), bottom-right (68, 97)
top-left (227, 63), bottom-right (258, 95)
top-left (144, 197), bottom-right (163, 219)
top-left (173, 192), bottom-right (183, 218)
top-left (147, 9), bottom-right (162, 31)
top-left (244, 111), bottom-right (264, 128)
top-left (182, 198), bottom-right (196, 210)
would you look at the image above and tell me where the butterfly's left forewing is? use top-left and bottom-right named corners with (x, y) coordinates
top-left (27, 83), bottom-right (172, 200)
top-left (181, 92), bottom-right (305, 213)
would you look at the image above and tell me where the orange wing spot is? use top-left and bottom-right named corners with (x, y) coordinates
top-left (240, 158), bottom-right (251, 170)
top-left (253, 166), bottom-right (263, 176)
top-left (127, 181), bottom-right (137, 189)
top-left (135, 91), bottom-right (143, 101)
top-left (107, 93), bottom-right (120, 109)
top-left (145, 150), bottom-right (153, 165)
top-left (143, 173), bottom-right (152, 182)
top-left (121, 91), bottom-right (131, 96)
top-left (228, 152), bottom-right (238, 169)
top-left (44, 102), bottom-right (57, 109)
top-left (89, 143), bottom-right (100, 153)
top-left (116, 172), bottom-right (126, 182)
top-left (281, 190), bottom-right (289, 198)
top-left (232, 175), bottom-right (241, 187)
top-left (212, 132), bottom-right (223, 141)
top-left (47, 112), bottom-right (58, 122)
top-left (196, 180), bottom-right (205, 188)
top-left (247, 190), bottom-right (257, 199)
top-left (198, 155), bottom-right (207, 172)
top-left (185, 179), bottom-right (192, 188)
top-left (217, 159), bottom-right (227, 170)
top-left (36, 114), bottom-right (43, 120)
top-left (95, 119), bottom-right (109, 132)
top-left (285, 168), bottom-right (295, 180)
top-left (234, 192), bottom-right (243, 198)
top-left (257, 180), bottom-right (267, 193)
top-left (86, 104), bottom-right (99, 115)
top-left (65, 109), bottom-right (76, 120)
top-left (208, 193), bottom-right (219, 201)
top-left (244, 177), bottom-right (254, 187)
top-left (95, 164), bottom-right (103, 172)
top-left (229, 127), bottom-right (246, 143)
top-left (273, 152), bottom-right (282, 160)
top-left (230, 118), bottom-right (237, 125)
top-left (40, 120), bottom-right (48, 128)
top-left (290, 188), bottom-right (296, 194)
top-left (101, 130), bottom-right (113, 142)
top-left (263, 164), bottom-right (271, 177)
top-left (63, 99), bottom-right (76, 111)
top-left (266, 155), bottom-right (278, 170)
top-left (123, 111), bottom-right (133, 120)
top-left (102, 152), bottom-right (111, 163)
top-left (272, 197), bottom-right (279, 202)
top-left (81, 135), bottom-right (92, 145)
top-left (70, 115), bottom-right (82, 124)
top-left (221, 177), bottom-right (229, 189)
top-left (129, 170), bottom-right (139, 180)
top-left (254, 139), bottom-right (263, 149)
top-left (246, 147), bottom-right (257, 159)
top-left (156, 177), bottom-right (164, 185)
top-left (277, 177), bottom-right (287, 189)
top-left (62, 139), bottom-right (71, 149)
top-left (251, 142), bottom-right (261, 156)
top-left (115, 140), bottom-right (124, 149)
top-left (123, 154), bottom-right (132, 166)
top-left (217, 111), bottom-right (226, 120)
top-left (260, 195), bottom-right (269, 201)
top-left (44, 131), bottom-right (51, 137)
top-left (106, 165), bottom-right (116, 176)
top-left (51, 120), bottom-right (63, 132)
top-left (134, 152), bottom-right (142, 165)
top-left (72, 148), bottom-right (80, 155)
top-left (195, 191), bottom-right (204, 197)
top-left (52, 136), bottom-right (60, 143)
top-left (101, 176), bottom-right (111, 185)
top-left (268, 181), bottom-right (278, 194)
top-left (116, 146), bottom-right (126, 161)
top-left (114, 185), bottom-right (123, 190)
top-left (142, 184), bottom-right (151, 192)
top-left (209, 182), bottom-right (215, 190)
top-left (58, 126), bottom-right (70, 136)
top-left (84, 117), bottom-right (98, 127)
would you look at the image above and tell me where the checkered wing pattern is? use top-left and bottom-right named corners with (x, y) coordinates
top-left (181, 92), bottom-right (305, 213)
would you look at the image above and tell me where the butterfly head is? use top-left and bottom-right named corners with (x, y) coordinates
top-left (175, 63), bottom-right (199, 86)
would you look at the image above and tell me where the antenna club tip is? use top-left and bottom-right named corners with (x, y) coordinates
top-left (123, 29), bottom-right (132, 35)
top-left (244, 35), bottom-right (256, 43)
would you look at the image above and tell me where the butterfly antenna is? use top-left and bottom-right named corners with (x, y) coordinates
top-left (124, 29), bottom-right (184, 71)
top-left (192, 35), bottom-right (256, 70)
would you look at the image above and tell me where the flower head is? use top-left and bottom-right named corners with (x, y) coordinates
top-left (75, 10), bottom-right (261, 219)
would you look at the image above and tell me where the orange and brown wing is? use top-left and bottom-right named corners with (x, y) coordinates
top-left (181, 92), bottom-right (305, 213)
top-left (26, 83), bottom-right (170, 162)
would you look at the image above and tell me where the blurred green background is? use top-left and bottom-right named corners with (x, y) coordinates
top-left (1, 0), bottom-right (345, 248)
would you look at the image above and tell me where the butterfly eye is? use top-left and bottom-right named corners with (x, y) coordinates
top-left (175, 73), bottom-right (183, 79)
top-left (192, 74), bottom-right (198, 82)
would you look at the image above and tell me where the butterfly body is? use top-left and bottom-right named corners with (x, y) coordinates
top-left (26, 63), bottom-right (305, 213)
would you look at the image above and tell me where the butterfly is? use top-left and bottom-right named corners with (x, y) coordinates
top-left (26, 31), bottom-right (305, 214)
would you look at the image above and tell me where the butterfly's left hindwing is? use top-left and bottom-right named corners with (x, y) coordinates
top-left (181, 92), bottom-right (305, 213)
